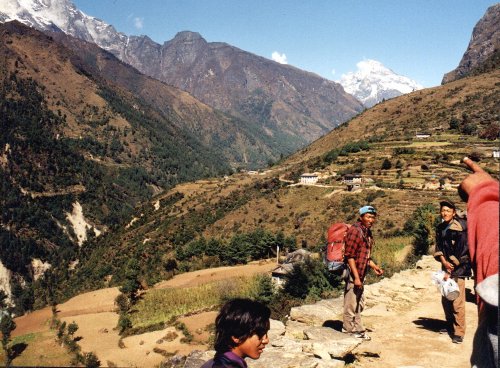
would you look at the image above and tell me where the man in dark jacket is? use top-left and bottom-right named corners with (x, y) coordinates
top-left (434, 199), bottom-right (472, 344)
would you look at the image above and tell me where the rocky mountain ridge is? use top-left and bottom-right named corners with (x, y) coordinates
top-left (442, 3), bottom-right (500, 83)
top-left (0, 0), bottom-right (365, 155)
top-left (137, 30), bottom-right (363, 143)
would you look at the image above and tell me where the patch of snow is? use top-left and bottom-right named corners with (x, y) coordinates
top-left (153, 200), bottom-right (160, 211)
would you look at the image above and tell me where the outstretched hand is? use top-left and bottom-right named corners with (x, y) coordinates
top-left (458, 157), bottom-right (496, 201)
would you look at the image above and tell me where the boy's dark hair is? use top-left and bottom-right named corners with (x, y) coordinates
top-left (213, 298), bottom-right (271, 353)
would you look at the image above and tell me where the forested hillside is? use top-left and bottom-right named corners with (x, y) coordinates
top-left (0, 21), bottom-right (231, 312)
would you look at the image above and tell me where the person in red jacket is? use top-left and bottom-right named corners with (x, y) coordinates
top-left (458, 157), bottom-right (498, 367)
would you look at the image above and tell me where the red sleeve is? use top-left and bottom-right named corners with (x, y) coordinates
top-left (466, 179), bottom-right (499, 310)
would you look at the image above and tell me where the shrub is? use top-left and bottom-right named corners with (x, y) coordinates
top-left (83, 352), bottom-right (101, 368)
top-left (174, 321), bottom-right (193, 343)
top-left (381, 158), bottom-right (392, 170)
top-left (479, 123), bottom-right (500, 140)
top-left (403, 204), bottom-right (438, 258)
top-left (449, 117), bottom-right (460, 130)
top-left (268, 293), bottom-right (303, 322)
top-left (0, 311), bottom-right (16, 367)
top-left (117, 315), bottom-right (132, 335)
top-left (461, 123), bottom-right (477, 135)
top-left (252, 275), bottom-right (275, 304)
top-left (115, 293), bottom-right (130, 314)
top-left (393, 147), bottom-right (415, 155)
top-left (283, 258), bottom-right (340, 300)
top-left (67, 321), bottom-right (79, 337)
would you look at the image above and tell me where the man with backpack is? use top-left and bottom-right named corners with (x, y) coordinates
top-left (342, 205), bottom-right (384, 340)
top-left (434, 198), bottom-right (471, 344)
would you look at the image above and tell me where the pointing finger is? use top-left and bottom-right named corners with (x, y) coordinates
top-left (463, 156), bottom-right (485, 173)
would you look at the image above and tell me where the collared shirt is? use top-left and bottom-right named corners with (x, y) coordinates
top-left (344, 221), bottom-right (373, 281)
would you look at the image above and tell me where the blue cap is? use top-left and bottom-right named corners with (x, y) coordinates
top-left (359, 205), bottom-right (377, 216)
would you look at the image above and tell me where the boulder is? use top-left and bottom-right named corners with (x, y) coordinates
top-left (248, 349), bottom-right (345, 368)
top-left (284, 320), bottom-right (308, 339)
top-left (268, 318), bottom-right (286, 341)
top-left (303, 327), bottom-right (361, 358)
top-left (269, 335), bottom-right (305, 352)
top-left (181, 350), bottom-right (212, 368)
top-left (290, 298), bottom-right (343, 325)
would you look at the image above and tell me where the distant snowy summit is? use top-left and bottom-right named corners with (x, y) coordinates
top-left (0, 0), bottom-right (128, 55)
top-left (339, 60), bottom-right (423, 108)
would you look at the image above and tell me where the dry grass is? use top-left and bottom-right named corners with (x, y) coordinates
top-left (131, 276), bottom-right (259, 328)
top-left (4, 331), bottom-right (72, 367)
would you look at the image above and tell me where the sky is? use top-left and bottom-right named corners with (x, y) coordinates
top-left (72, 0), bottom-right (497, 88)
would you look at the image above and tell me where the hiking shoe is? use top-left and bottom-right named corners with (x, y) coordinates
top-left (452, 335), bottom-right (463, 344)
top-left (352, 332), bottom-right (371, 341)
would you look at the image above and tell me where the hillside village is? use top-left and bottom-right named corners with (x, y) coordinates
top-left (249, 129), bottom-right (499, 192)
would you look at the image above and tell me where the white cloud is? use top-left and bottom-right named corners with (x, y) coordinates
top-left (331, 68), bottom-right (336, 76)
top-left (134, 17), bottom-right (144, 29)
top-left (271, 51), bottom-right (287, 64)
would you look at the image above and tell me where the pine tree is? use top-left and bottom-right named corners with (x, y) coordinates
top-left (0, 311), bottom-right (16, 367)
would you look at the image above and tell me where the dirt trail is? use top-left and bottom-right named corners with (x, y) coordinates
top-left (352, 277), bottom-right (478, 367)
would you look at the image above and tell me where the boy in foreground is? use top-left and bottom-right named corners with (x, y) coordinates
top-left (201, 298), bottom-right (270, 368)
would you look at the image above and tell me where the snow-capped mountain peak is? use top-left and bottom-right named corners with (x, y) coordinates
top-left (1, 0), bottom-right (79, 32)
top-left (0, 0), bottom-right (129, 54)
top-left (339, 59), bottom-right (423, 108)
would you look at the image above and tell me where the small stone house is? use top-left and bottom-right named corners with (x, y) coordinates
top-left (343, 174), bottom-right (362, 191)
top-left (271, 249), bottom-right (312, 286)
top-left (300, 173), bottom-right (319, 184)
top-left (415, 132), bottom-right (431, 138)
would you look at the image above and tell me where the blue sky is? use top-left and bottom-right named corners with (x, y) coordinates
top-left (73, 0), bottom-right (496, 87)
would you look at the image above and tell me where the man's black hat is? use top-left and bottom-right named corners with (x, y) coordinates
top-left (439, 198), bottom-right (456, 210)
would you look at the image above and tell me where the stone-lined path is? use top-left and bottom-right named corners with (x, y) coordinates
top-left (186, 256), bottom-right (478, 368)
